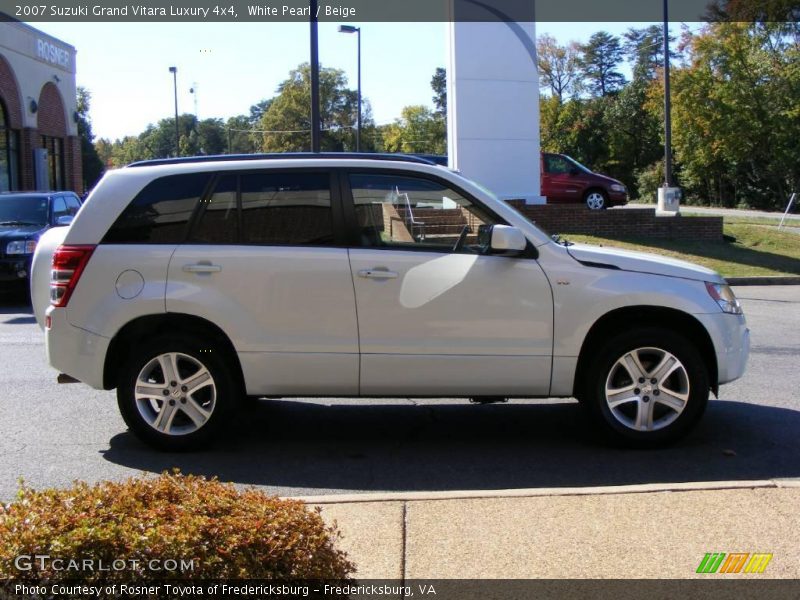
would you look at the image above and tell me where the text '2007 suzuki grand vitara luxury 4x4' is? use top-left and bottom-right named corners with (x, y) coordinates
top-left (31, 154), bottom-right (749, 450)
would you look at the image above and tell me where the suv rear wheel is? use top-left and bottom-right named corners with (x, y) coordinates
top-left (583, 327), bottom-right (709, 446)
top-left (117, 335), bottom-right (240, 450)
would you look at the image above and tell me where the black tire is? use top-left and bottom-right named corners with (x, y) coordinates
top-left (582, 327), bottom-right (709, 447)
top-left (584, 189), bottom-right (607, 210)
top-left (117, 335), bottom-right (241, 451)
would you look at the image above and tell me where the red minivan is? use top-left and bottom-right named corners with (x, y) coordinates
top-left (541, 153), bottom-right (628, 209)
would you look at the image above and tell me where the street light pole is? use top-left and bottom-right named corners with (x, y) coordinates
top-left (168, 66), bottom-right (179, 157)
top-left (663, 0), bottom-right (673, 187)
top-left (339, 25), bottom-right (362, 152)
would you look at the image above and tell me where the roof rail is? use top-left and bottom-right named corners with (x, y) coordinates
top-left (126, 152), bottom-right (440, 168)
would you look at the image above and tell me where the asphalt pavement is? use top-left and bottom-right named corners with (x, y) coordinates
top-left (0, 286), bottom-right (798, 501)
top-left (625, 203), bottom-right (800, 221)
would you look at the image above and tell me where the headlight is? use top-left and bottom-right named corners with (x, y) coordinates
top-left (6, 240), bottom-right (37, 255)
top-left (706, 282), bottom-right (743, 315)
top-left (610, 184), bottom-right (627, 193)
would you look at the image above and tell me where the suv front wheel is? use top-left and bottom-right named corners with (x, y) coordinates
top-left (117, 335), bottom-right (240, 451)
top-left (583, 327), bottom-right (709, 446)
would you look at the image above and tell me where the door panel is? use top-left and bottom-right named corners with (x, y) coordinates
top-left (167, 246), bottom-right (359, 395)
top-left (349, 249), bottom-right (553, 395)
top-left (543, 154), bottom-right (582, 203)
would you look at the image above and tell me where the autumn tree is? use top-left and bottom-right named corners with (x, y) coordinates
top-left (537, 34), bottom-right (581, 101)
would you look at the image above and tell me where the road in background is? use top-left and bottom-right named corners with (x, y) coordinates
top-left (0, 286), bottom-right (798, 500)
top-left (625, 203), bottom-right (800, 221)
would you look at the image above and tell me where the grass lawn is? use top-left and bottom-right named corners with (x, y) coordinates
top-left (568, 224), bottom-right (800, 278)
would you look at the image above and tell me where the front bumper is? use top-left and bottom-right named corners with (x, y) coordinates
top-left (0, 256), bottom-right (32, 282)
top-left (45, 306), bottom-right (110, 389)
top-left (608, 191), bottom-right (629, 206)
top-left (695, 312), bottom-right (750, 385)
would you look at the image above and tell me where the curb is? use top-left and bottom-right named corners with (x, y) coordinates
top-left (727, 276), bottom-right (800, 286)
top-left (293, 479), bottom-right (787, 505)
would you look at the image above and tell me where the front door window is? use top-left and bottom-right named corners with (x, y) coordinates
top-left (349, 173), bottom-right (500, 253)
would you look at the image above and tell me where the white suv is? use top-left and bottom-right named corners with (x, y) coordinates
top-left (32, 154), bottom-right (749, 450)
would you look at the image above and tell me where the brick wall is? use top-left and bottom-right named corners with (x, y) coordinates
top-left (0, 54), bottom-right (23, 129)
top-left (66, 135), bottom-right (83, 194)
top-left (36, 82), bottom-right (66, 137)
top-left (507, 202), bottom-right (723, 241)
top-left (19, 128), bottom-right (38, 190)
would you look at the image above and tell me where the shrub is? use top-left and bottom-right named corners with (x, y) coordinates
top-left (0, 472), bottom-right (354, 583)
top-left (634, 161), bottom-right (663, 203)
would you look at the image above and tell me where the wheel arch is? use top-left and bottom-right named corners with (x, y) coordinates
top-left (573, 306), bottom-right (719, 399)
top-left (103, 313), bottom-right (244, 392)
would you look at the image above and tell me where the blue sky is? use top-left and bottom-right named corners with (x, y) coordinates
top-left (36, 21), bottom-right (668, 141)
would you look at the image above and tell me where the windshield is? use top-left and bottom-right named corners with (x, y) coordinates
top-left (0, 196), bottom-right (49, 226)
top-left (564, 155), bottom-right (593, 174)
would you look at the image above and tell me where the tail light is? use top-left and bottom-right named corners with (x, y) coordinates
top-left (50, 245), bottom-right (95, 307)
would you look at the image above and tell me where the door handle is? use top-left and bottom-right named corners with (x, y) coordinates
top-left (358, 269), bottom-right (398, 280)
top-left (183, 263), bottom-right (222, 273)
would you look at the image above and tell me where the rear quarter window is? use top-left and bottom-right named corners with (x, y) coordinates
top-left (101, 173), bottom-right (210, 244)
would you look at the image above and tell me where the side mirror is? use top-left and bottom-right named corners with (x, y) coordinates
top-left (489, 225), bottom-right (527, 255)
top-left (569, 167), bottom-right (581, 176)
top-left (55, 215), bottom-right (74, 226)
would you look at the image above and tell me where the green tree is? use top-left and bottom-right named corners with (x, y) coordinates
top-left (75, 87), bottom-right (104, 190)
top-left (225, 115), bottom-right (259, 154)
top-left (194, 118), bottom-right (227, 155)
top-left (579, 32), bottom-right (626, 96)
top-left (108, 136), bottom-right (153, 167)
top-left (623, 25), bottom-right (672, 81)
top-left (94, 138), bottom-right (113, 169)
top-left (258, 63), bottom-right (374, 152)
top-left (249, 98), bottom-right (273, 125)
top-left (666, 22), bottom-right (800, 207)
top-left (381, 105), bottom-right (446, 155)
top-left (431, 67), bottom-right (447, 115)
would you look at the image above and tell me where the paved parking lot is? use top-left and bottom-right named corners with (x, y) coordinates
top-left (0, 286), bottom-right (798, 500)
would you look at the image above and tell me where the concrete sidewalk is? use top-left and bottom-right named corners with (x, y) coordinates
top-left (306, 480), bottom-right (800, 579)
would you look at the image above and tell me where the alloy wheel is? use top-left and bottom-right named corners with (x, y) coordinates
top-left (586, 192), bottom-right (605, 210)
top-left (134, 352), bottom-right (216, 436)
top-left (604, 347), bottom-right (690, 432)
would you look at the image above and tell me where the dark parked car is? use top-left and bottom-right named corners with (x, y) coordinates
top-left (0, 191), bottom-right (81, 284)
top-left (541, 153), bottom-right (628, 209)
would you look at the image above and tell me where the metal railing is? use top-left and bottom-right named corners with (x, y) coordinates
top-left (779, 193), bottom-right (797, 230)
top-left (393, 189), bottom-right (427, 241)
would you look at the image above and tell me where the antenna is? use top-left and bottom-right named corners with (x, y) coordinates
top-left (189, 82), bottom-right (199, 119)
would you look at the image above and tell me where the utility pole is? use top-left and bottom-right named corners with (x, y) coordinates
top-left (663, 0), bottom-right (673, 187)
top-left (657, 0), bottom-right (681, 215)
top-left (309, 0), bottom-right (321, 152)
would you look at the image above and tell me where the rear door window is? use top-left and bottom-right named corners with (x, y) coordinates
top-left (102, 173), bottom-right (210, 244)
top-left (240, 171), bottom-right (334, 246)
top-left (189, 175), bottom-right (238, 244)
